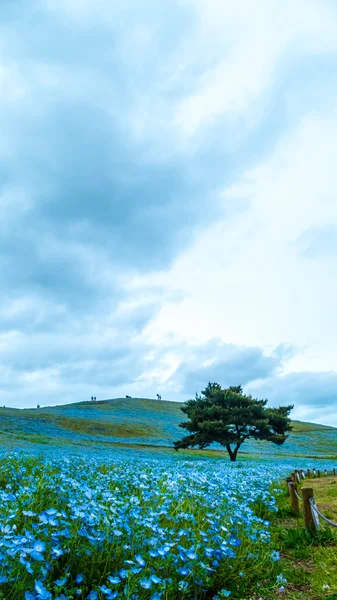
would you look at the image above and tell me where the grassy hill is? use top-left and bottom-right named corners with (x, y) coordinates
top-left (1, 397), bottom-right (337, 459)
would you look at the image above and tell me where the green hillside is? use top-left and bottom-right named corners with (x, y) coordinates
top-left (1, 397), bottom-right (337, 459)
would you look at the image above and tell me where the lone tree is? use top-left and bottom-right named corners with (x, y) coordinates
top-left (174, 383), bottom-right (293, 461)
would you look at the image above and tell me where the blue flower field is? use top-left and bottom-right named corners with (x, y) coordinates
top-left (0, 450), bottom-right (302, 600)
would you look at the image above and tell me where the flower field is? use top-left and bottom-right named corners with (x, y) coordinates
top-left (0, 452), bottom-right (299, 600)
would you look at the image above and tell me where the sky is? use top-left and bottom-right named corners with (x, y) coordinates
top-left (1, 0), bottom-right (337, 424)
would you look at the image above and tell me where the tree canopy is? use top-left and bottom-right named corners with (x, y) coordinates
top-left (174, 383), bottom-right (293, 461)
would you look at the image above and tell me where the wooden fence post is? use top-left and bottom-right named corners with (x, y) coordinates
top-left (317, 470), bottom-right (321, 478)
top-left (301, 487), bottom-right (320, 533)
top-left (288, 482), bottom-right (300, 516)
top-left (333, 468), bottom-right (336, 476)
top-left (285, 476), bottom-right (292, 495)
top-left (307, 469), bottom-right (311, 478)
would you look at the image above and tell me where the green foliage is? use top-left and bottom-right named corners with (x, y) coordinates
top-left (174, 382), bottom-right (293, 461)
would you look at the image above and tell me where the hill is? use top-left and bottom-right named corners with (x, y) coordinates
top-left (1, 397), bottom-right (337, 459)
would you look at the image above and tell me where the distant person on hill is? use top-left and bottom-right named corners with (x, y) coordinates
top-left (156, 394), bottom-right (161, 400)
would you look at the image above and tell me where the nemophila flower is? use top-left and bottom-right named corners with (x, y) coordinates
top-left (75, 574), bottom-right (84, 584)
top-left (276, 574), bottom-right (287, 585)
top-left (177, 567), bottom-right (190, 577)
top-left (139, 577), bottom-right (153, 589)
top-left (98, 585), bottom-right (112, 594)
top-left (118, 569), bottom-right (128, 580)
top-left (134, 554), bottom-right (146, 567)
top-left (271, 550), bottom-right (280, 562)
top-left (35, 581), bottom-right (52, 600)
top-left (178, 581), bottom-right (189, 591)
top-left (25, 593), bottom-right (36, 600)
top-left (228, 537), bottom-right (241, 547)
top-left (51, 547), bottom-right (63, 559)
top-left (150, 575), bottom-right (162, 584)
top-left (55, 577), bottom-right (68, 586)
top-left (131, 567), bottom-right (143, 574)
top-left (150, 593), bottom-right (162, 600)
top-left (87, 591), bottom-right (98, 600)
top-left (107, 576), bottom-right (121, 585)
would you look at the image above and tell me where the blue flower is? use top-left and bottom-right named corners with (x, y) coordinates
top-left (118, 569), bottom-right (128, 580)
top-left (178, 581), bottom-right (189, 591)
top-left (34, 581), bottom-right (52, 600)
top-left (98, 585), bottom-right (112, 594)
top-left (139, 578), bottom-right (153, 589)
top-left (107, 576), bottom-right (121, 585)
top-left (55, 577), bottom-right (68, 587)
top-left (33, 541), bottom-right (46, 553)
top-left (134, 554), bottom-right (146, 567)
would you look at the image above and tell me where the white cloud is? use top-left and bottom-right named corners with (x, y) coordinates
top-left (143, 108), bottom-right (337, 382)
top-left (173, 0), bottom-right (337, 139)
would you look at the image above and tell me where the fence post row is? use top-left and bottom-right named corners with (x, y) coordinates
top-left (286, 467), bottom-right (337, 533)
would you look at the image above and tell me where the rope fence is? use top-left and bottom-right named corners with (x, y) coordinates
top-left (286, 468), bottom-right (337, 533)
top-left (309, 498), bottom-right (337, 529)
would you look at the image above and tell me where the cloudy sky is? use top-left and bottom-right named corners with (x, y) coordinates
top-left (1, 0), bottom-right (337, 423)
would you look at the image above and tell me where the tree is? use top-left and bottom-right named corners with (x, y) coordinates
top-left (173, 383), bottom-right (293, 461)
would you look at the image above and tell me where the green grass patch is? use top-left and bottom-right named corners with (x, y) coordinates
top-left (266, 475), bottom-right (337, 599)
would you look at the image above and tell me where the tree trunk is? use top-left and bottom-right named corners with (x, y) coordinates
top-left (226, 443), bottom-right (241, 462)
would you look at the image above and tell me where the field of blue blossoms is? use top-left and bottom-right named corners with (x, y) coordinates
top-left (0, 451), bottom-right (299, 600)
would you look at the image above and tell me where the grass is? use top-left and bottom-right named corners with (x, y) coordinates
top-left (261, 473), bottom-right (337, 599)
top-left (52, 415), bottom-right (162, 439)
